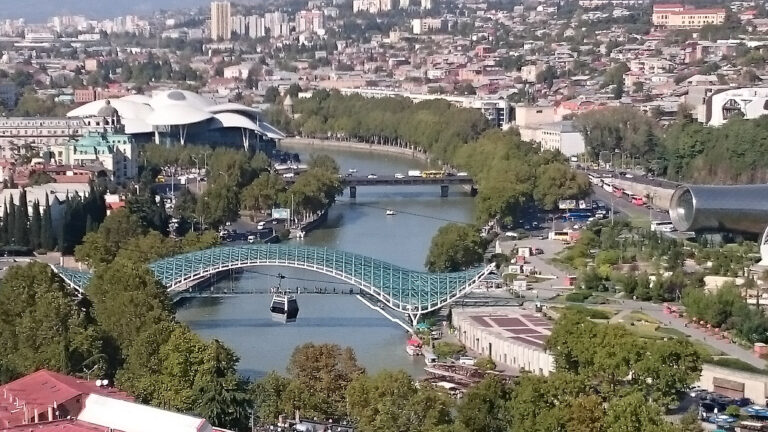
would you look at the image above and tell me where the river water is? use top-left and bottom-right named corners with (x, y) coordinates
top-left (176, 143), bottom-right (475, 379)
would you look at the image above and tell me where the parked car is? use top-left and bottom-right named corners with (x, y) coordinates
top-left (367, 174), bottom-right (378, 179)
top-left (458, 356), bottom-right (475, 366)
top-left (534, 248), bottom-right (544, 255)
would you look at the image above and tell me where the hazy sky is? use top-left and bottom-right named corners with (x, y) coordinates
top-left (1, 0), bottom-right (210, 22)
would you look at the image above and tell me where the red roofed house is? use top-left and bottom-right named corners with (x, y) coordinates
top-left (0, 370), bottom-right (224, 432)
top-left (652, 3), bottom-right (726, 29)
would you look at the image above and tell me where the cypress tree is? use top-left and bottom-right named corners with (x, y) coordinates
top-left (7, 196), bottom-right (16, 245)
top-left (15, 190), bottom-right (29, 248)
top-left (29, 201), bottom-right (41, 250)
top-left (0, 198), bottom-right (8, 246)
top-left (41, 195), bottom-right (54, 251)
top-left (85, 214), bottom-right (95, 233)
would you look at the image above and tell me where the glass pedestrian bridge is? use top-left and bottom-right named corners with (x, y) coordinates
top-left (53, 244), bottom-right (495, 321)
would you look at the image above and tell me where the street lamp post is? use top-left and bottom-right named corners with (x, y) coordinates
top-left (191, 155), bottom-right (200, 193)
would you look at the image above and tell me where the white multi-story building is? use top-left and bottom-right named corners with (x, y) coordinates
top-left (411, 18), bottom-right (443, 34)
top-left (518, 120), bottom-right (586, 157)
top-left (264, 12), bottom-right (289, 37)
top-left (210, 1), bottom-right (232, 40)
top-left (230, 15), bottom-right (247, 36)
top-left (353, 0), bottom-right (393, 13)
top-left (703, 87), bottom-right (768, 126)
top-left (0, 117), bottom-right (85, 159)
top-left (296, 10), bottom-right (325, 33)
top-left (248, 15), bottom-right (266, 38)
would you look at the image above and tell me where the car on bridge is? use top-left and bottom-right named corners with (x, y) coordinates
top-left (394, 173), bottom-right (405, 179)
top-left (367, 174), bottom-right (378, 179)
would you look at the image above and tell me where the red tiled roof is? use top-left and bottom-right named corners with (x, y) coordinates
top-left (0, 370), bottom-right (132, 428)
top-left (3, 419), bottom-right (122, 432)
top-left (653, 3), bottom-right (684, 10)
top-left (668, 8), bottom-right (725, 14)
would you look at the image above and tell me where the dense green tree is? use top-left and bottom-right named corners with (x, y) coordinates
top-left (425, 223), bottom-right (485, 272)
top-left (0, 263), bottom-right (104, 379)
top-left (308, 154), bottom-right (340, 174)
top-left (281, 168), bottom-right (343, 219)
top-left (456, 376), bottom-right (510, 432)
top-left (75, 208), bottom-right (146, 268)
top-left (575, 106), bottom-right (660, 162)
top-left (679, 407), bottom-right (705, 432)
top-left (534, 163), bottom-right (590, 210)
top-left (28, 171), bottom-right (55, 186)
top-left (604, 392), bottom-right (678, 432)
top-left (194, 340), bottom-right (251, 431)
top-left (264, 86), bottom-right (280, 103)
top-left (346, 370), bottom-right (453, 432)
top-left (250, 372), bottom-right (291, 424)
top-left (86, 257), bottom-right (173, 353)
top-left (241, 173), bottom-right (286, 217)
top-left (197, 183), bottom-right (240, 227)
top-left (282, 343), bottom-right (364, 418)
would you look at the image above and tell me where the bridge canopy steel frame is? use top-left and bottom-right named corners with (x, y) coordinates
top-left (53, 244), bottom-right (494, 322)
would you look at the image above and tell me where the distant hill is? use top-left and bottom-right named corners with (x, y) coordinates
top-left (2, 0), bottom-right (209, 22)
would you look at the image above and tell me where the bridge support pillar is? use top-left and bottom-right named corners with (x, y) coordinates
top-left (440, 184), bottom-right (449, 197)
top-left (349, 186), bottom-right (357, 199)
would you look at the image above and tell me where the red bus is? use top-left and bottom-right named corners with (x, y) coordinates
top-left (612, 186), bottom-right (623, 197)
top-left (631, 195), bottom-right (644, 206)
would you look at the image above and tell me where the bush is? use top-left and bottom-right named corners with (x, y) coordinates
top-left (584, 295), bottom-right (607, 305)
top-left (433, 341), bottom-right (465, 359)
top-left (564, 305), bottom-right (612, 320)
top-left (475, 356), bottom-right (496, 371)
top-left (725, 405), bottom-right (742, 417)
top-left (565, 290), bottom-right (592, 303)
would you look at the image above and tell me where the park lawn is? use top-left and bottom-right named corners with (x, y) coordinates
top-left (628, 322), bottom-right (665, 339)
top-left (549, 304), bottom-right (617, 320)
top-left (627, 311), bottom-right (660, 324)
top-left (706, 356), bottom-right (768, 375)
top-left (656, 326), bottom-right (688, 338)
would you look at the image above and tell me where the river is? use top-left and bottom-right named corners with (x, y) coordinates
top-left (176, 143), bottom-right (476, 379)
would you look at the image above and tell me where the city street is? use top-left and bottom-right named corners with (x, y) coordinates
top-left (591, 185), bottom-right (670, 223)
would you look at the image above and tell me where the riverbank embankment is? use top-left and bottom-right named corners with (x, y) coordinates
top-left (282, 137), bottom-right (431, 162)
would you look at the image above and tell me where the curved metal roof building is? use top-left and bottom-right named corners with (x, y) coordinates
top-left (67, 89), bottom-right (285, 149)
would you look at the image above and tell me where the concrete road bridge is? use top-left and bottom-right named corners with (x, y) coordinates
top-left (286, 175), bottom-right (476, 197)
top-left (52, 244), bottom-right (495, 323)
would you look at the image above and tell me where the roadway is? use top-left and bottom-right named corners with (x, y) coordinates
top-left (585, 168), bottom-right (682, 190)
top-left (591, 185), bottom-right (670, 223)
top-left (284, 174), bottom-right (475, 187)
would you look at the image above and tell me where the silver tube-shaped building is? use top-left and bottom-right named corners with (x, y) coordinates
top-left (669, 185), bottom-right (768, 234)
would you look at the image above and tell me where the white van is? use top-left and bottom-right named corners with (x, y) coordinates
top-left (247, 235), bottom-right (256, 244)
top-left (257, 221), bottom-right (266, 230)
top-left (650, 221), bottom-right (675, 232)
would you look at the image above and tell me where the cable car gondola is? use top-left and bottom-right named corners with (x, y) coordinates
top-left (268, 273), bottom-right (299, 323)
top-left (270, 293), bottom-right (299, 323)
